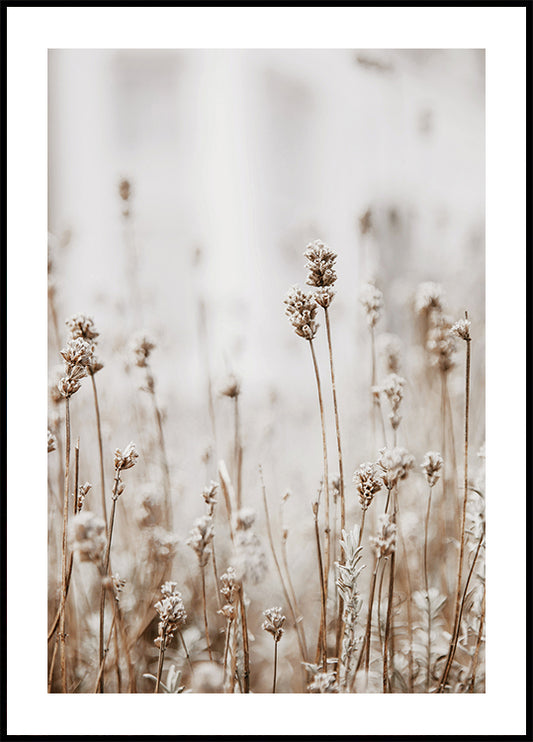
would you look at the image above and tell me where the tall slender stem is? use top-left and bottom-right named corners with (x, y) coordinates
top-left (155, 643), bottom-right (165, 693)
top-left (90, 371), bottom-right (108, 532)
top-left (59, 396), bottom-right (71, 693)
top-left (272, 641), bottom-right (279, 693)
top-left (201, 565), bottom-right (213, 661)
top-left (438, 329), bottom-right (471, 692)
top-left (424, 484), bottom-right (434, 691)
top-left (238, 584), bottom-right (250, 693)
top-left (313, 504), bottom-right (328, 672)
top-left (308, 339), bottom-right (330, 622)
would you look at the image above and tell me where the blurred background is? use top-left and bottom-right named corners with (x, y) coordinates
top-left (48, 46), bottom-right (485, 601)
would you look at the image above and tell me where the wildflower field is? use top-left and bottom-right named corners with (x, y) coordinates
top-left (47, 49), bottom-right (486, 697)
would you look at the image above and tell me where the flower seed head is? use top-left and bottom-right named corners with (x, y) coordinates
top-left (131, 334), bottom-right (155, 368)
top-left (114, 441), bottom-right (139, 471)
top-left (284, 286), bottom-right (319, 340)
top-left (353, 463), bottom-right (382, 510)
top-left (360, 282), bottom-right (383, 328)
top-left (66, 314), bottom-right (99, 341)
top-left (451, 317), bottom-right (471, 342)
top-left (48, 429), bottom-right (57, 453)
top-left (304, 239), bottom-right (338, 288)
top-left (186, 515), bottom-right (214, 567)
top-left (371, 513), bottom-right (397, 558)
top-left (154, 582), bottom-right (187, 649)
top-left (421, 451), bottom-right (444, 487)
top-left (377, 446), bottom-right (415, 490)
top-left (262, 606), bottom-right (286, 642)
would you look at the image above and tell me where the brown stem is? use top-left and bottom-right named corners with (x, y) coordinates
top-left (383, 551), bottom-right (396, 693)
top-left (424, 484), bottom-right (434, 691)
top-left (308, 339), bottom-right (330, 625)
top-left (155, 642), bottom-right (165, 693)
top-left (59, 396), bottom-right (71, 693)
top-left (90, 371), bottom-right (108, 532)
top-left (469, 584), bottom-right (485, 692)
top-left (201, 565), bottom-right (213, 661)
top-left (313, 504), bottom-right (328, 672)
top-left (99, 470), bottom-right (121, 692)
top-left (238, 584), bottom-right (250, 692)
top-left (261, 466), bottom-right (307, 665)
top-left (147, 367), bottom-right (172, 527)
top-left (438, 330), bottom-right (471, 692)
top-left (272, 641), bottom-right (279, 693)
top-left (234, 396), bottom-right (242, 511)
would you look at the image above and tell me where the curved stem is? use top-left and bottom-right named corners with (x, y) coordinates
top-left (59, 396), bottom-right (71, 693)
top-left (90, 371), bottom-right (108, 533)
top-left (424, 484), bottom-right (433, 691)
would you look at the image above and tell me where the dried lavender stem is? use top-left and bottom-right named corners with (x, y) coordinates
top-left (148, 369), bottom-right (172, 527)
top-left (272, 641), bottom-right (279, 693)
top-left (382, 551), bottom-right (395, 693)
top-left (59, 396), bottom-right (71, 693)
top-left (90, 371), bottom-right (108, 531)
top-left (313, 506), bottom-right (328, 672)
top-left (439, 328), bottom-right (471, 692)
top-left (424, 483), bottom-right (433, 691)
top-left (238, 584), bottom-right (250, 693)
top-left (308, 338), bottom-right (330, 609)
top-left (201, 565), bottom-right (213, 661)
top-left (261, 467), bottom-right (307, 664)
top-left (234, 396), bottom-right (242, 511)
top-left (99, 470), bottom-right (121, 692)
top-left (154, 643), bottom-right (165, 693)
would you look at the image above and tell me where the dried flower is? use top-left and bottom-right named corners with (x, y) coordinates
top-left (233, 528), bottom-right (267, 584)
top-left (58, 337), bottom-right (95, 398)
top-left (48, 429), bottom-right (57, 453)
top-left (376, 373), bottom-right (406, 431)
top-left (66, 314), bottom-right (99, 341)
top-left (69, 511), bottom-right (106, 564)
top-left (377, 333), bottom-right (402, 374)
top-left (307, 671), bottom-right (338, 693)
top-left (304, 239), bottom-right (337, 288)
top-left (119, 178), bottom-right (131, 202)
top-left (114, 441), bottom-right (139, 471)
top-left (186, 515), bottom-right (214, 567)
top-left (314, 286), bottom-right (335, 309)
top-left (202, 481), bottom-right (218, 513)
top-left (145, 526), bottom-right (179, 560)
top-left (131, 334), bottom-right (155, 368)
top-left (262, 607), bottom-right (286, 643)
top-left (427, 313), bottom-right (456, 372)
top-left (219, 566), bottom-right (238, 605)
top-left (360, 282), bottom-right (383, 328)
top-left (154, 582), bottom-right (187, 649)
top-left (284, 286), bottom-right (319, 340)
top-left (220, 373), bottom-right (241, 398)
top-left (415, 282), bottom-right (445, 315)
top-left (451, 317), bottom-right (471, 342)
top-left (421, 451), bottom-right (444, 487)
top-left (77, 481), bottom-right (92, 511)
top-left (377, 446), bottom-right (415, 490)
top-left (235, 508), bottom-right (256, 531)
top-left (371, 513), bottom-right (397, 558)
top-left (353, 463), bottom-right (382, 510)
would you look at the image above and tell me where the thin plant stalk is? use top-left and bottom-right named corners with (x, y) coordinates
top-left (90, 371), bottom-right (108, 532)
top-left (312, 503), bottom-right (328, 672)
top-left (147, 367), bottom-right (172, 527)
top-left (201, 565), bottom-right (213, 661)
top-left (261, 466), bottom-right (307, 665)
top-left (154, 643), bottom-right (165, 693)
top-left (382, 551), bottom-right (395, 693)
top-left (439, 326), bottom-right (471, 692)
top-left (59, 396), bottom-right (71, 693)
top-left (98, 469), bottom-right (121, 692)
top-left (469, 585), bottom-right (485, 692)
top-left (238, 584), bottom-right (250, 693)
top-left (234, 396), bottom-right (242, 511)
top-left (272, 641), bottom-right (279, 694)
top-left (424, 483), bottom-right (433, 691)
top-left (308, 338), bottom-right (330, 617)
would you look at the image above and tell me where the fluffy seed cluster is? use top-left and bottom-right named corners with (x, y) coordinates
top-left (69, 511), bottom-right (106, 564)
top-left (186, 515), bottom-right (214, 567)
top-left (376, 373), bottom-right (406, 431)
top-left (307, 671), bottom-right (338, 693)
top-left (76, 481), bottom-right (92, 512)
top-left (377, 446), bottom-right (415, 490)
top-left (218, 566), bottom-right (238, 621)
top-left (66, 314), bottom-right (103, 374)
top-left (131, 334), bottom-right (155, 368)
top-left (377, 332), bottom-right (402, 374)
top-left (233, 527), bottom-right (267, 585)
top-left (284, 286), bottom-right (319, 340)
top-left (451, 317), bottom-right (471, 342)
top-left (154, 582), bottom-right (187, 649)
top-left (426, 313), bottom-right (456, 373)
top-left (145, 526), bottom-right (179, 560)
top-left (202, 481), bottom-right (218, 515)
top-left (58, 337), bottom-right (95, 398)
top-left (371, 514), bottom-right (397, 558)
top-left (304, 240), bottom-right (337, 306)
top-left (421, 451), bottom-right (444, 487)
top-left (353, 463), bottom-right (382, 511)
top-left (415, 282), bottom-right (445, 315)
top-left (262, 607), bottom-right (286, 643)
top-left (360, 282), bottom-right (383, 328)
top-left (114, 441), bottom-right (139, 472)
